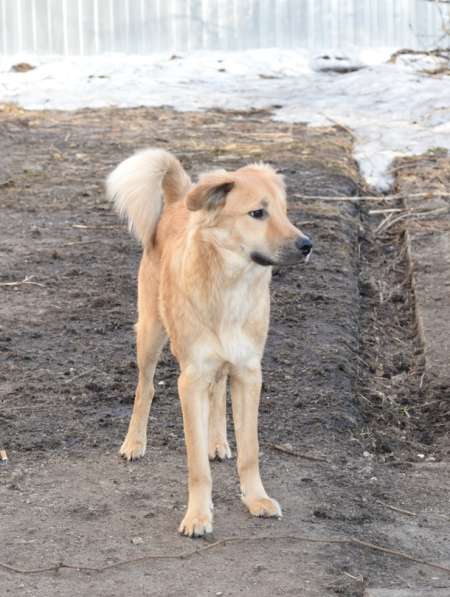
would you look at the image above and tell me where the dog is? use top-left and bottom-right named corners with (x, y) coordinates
top-left (107, 149), bottom-right (312, 537)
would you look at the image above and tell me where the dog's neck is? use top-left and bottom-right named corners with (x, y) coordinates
top-left (198, 226), bottom-right (270, 283)
top-left (176, 224), bottom-right (271, 308)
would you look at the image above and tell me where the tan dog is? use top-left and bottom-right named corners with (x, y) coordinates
top-left (107, 149), bottom-right (312, 537)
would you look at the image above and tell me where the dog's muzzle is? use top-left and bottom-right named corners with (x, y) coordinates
top-left (251, 236), bottom-right (313, 267)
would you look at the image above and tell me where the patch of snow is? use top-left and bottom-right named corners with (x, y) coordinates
top-left (1, 48), bottom-right (449, 191)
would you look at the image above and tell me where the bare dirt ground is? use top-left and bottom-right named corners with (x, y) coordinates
top-left (0, 106), bottom-right (449, 597)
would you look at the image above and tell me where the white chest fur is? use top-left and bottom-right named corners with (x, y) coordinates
top-left (207, 265), bottom-right (270, 369)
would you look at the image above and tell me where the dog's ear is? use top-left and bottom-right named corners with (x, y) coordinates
top-left (186, 178), bottom-right (234, 211)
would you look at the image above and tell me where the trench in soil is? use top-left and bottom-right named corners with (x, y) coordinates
top-left (355, 201), bottom-right (433, 461)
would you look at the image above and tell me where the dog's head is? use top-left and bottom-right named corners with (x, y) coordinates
top-left (186, 163), bottom-right (312, 267)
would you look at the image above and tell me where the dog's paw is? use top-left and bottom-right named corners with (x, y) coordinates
top-left (208, 439), bottom-right (232, 461)
top-left (119, 435), bottom-right (147, 461)
top-left (178, 511), bottom-right (213, 537)
top-left (243, 495), bottom-right (282, 518)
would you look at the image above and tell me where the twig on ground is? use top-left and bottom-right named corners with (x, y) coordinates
top-left (389, 158), bottom-right (444, 173)
top-left (0, 275), bottom-right (46, 289)
top-left (375, 500), bottom-right (417, 517)
top-left (1, 534), bottom-right (449, 575)
top-left (268, 442), bottom-right (329, 463)
top-left (420, 372), bottom-right (426, 390)
top-left (293, 194), bottom-right (379, 202)
top-left (369, 208), bottom-right (403, 215)
top-left (0, 179), bottom-right (15, 188)
top-left (61, 239), bottom-right (100, 247)
top-left (375, 211), bottom-right (396, 234)
top-left (63, 367), bottom-right (98, 384)
top-left (292, 192), bottom-right (450, 202)
top-left (71, 224), bottom-right (119, 230)
top-left (321, 114), bottom-right (357, 140)
top-left (343, 571), bottom-right (364, 582)
top-left (389, 46), bottom-right (450, 60)
top-left (377, 207), bottom-right (449, 235)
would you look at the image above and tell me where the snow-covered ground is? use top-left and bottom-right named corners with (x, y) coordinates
top-left (1, 48), bottom-right (449, 191)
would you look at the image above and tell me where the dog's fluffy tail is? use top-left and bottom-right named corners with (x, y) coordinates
top-left (106, 148), bottom-right (191, 246)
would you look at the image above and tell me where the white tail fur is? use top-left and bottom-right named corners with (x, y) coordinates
top-left (106, 148), bottom-right (191, 246)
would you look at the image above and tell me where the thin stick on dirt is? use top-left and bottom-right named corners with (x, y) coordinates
top-left (375, 211), bottom-right (396, 234)
top-left (375, 500), bottom-right (417, 517)
top-left (63, 367), bottom-right (99, 384)
top-left (71, 224), bottom-right (119, 230)
top-left (343, 571), bottom-right (364, 582)
top-left (0, 275), bottom-right (46, 289)
top-left (377, 206), bottom-right (449, 234)
top-left (1, 534), bottom-right (449, 576)
top-left (268, 442), bottom-right (329, 463)
top-left (61, 239), bottom-right (100, 247)
top-left (321, 114), bottom-right (356, 140)
top-left (369, 208), bottom-right (403, 215)
top-left (292, 192), bottom-right (450, 202)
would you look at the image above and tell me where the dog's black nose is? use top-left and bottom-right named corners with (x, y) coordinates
top-left (296, 236), bottom-right (313, 256)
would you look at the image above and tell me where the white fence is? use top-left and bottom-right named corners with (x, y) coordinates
top-left (0, 0), bottom-right (449, 56)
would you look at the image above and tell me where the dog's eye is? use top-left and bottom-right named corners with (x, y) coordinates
top-left (248, 209), bottom-right (266, 220)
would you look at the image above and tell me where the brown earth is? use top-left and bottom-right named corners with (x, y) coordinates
top-left (0, 106), bottom-right (449, 597)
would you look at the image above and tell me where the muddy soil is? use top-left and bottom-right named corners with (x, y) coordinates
top-left (0, 106), bottom-right (449, 597)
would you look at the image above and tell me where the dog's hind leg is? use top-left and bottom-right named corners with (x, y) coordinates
top-left (208, 374), bottom-right (232, 461)
top-left (119, 316), bottom-right (167, 461)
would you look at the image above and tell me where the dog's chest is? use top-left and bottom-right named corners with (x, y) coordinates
top-left (214, 275), bottom-right (269, 365)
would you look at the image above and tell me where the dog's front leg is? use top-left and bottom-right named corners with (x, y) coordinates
top-left (208, 374), bottom-right (232, 461)
top-left (230, 365), bottom-right (282, 519)
top-left (178, 368), bottom-right (213, 537)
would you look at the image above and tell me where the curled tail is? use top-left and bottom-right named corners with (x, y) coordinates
top-left (106, 148), bottom-right (191, 246)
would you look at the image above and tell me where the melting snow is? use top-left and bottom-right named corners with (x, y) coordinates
top-left (1, 48), bottom-right (449, 191)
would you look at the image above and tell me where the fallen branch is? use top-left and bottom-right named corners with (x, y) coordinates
top-left (61, 239), bottom-right (99, 247)
top-left (63, 367), bottom-right (98, 385)
top-left (321, 114), bottom-right (356, 140)
top-left (375, 499), bottom-right (417, 517)
top-left (343, 571), bottom-right (364, 582)
top-left (1, 533), bottom-right (449, 575)
top-left (376, 206), bottom-right (449, 235)
top-left (375, 211), bottom-right (396, 234)
top-left (389, 46), bottom-right (450, 61)
top-left (71, 224), bottom-right (119, 230)
top-left (268, 443), bottom-right (329, 463)
top-left (292, 192), bottom-right (450, 202)
top-left (369, 208), bottom-right (403, 215)
top-left (0, 275), bottom-right (46, 288)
